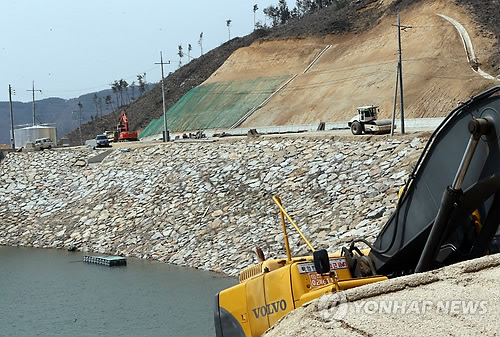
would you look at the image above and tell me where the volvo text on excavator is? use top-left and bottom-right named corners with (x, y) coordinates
top-left (214, 86), bottom-right (500, 337)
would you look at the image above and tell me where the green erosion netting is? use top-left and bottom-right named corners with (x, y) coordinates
top-left (139, 76), bottom-right (289, 138)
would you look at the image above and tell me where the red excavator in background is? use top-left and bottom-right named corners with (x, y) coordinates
top-left (116, 111), bottom-right (138, 141)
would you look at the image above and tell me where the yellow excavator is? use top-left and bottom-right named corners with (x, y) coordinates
top-left (214, 86), bottom-right (500, 336)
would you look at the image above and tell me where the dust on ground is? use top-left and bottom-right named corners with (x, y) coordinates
top-left (265, 254), bottom-right (500, 337)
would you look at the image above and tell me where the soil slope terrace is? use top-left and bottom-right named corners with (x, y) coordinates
top-left (138, 41), bottom-right (325, 138)
top-left (204, 0), bottom-right (500, 128)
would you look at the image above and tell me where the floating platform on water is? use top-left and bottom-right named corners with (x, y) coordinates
top-left (83, 255), bottom-right (127, 266)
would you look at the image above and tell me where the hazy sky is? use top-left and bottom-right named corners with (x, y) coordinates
top-left (1, 1), bottom-right (292, 102)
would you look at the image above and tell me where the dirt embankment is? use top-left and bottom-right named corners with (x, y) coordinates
top-left (229, 0), bottom-right (499, 127)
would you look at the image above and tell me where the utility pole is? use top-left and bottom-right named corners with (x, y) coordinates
top-left (8, 85), bottom-right (15, 150)
top-left (391, 65), bottom-right (399, 136)
top-left (155, 51), bottom-right (171, 142)
top-left (27, 81), bottom-right (42, 126)
top-left (392, 12), bottom-right (411, 135)
top-left (77, 101), bottom-right (83, 146)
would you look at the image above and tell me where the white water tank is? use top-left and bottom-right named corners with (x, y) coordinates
top-left (14, 125), bottom-right (57, 148)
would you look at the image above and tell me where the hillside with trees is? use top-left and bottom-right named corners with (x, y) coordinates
top-left (61, 0), bottom-right (500, 144)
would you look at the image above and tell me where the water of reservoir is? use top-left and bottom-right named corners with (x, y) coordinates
top-left (0, 246), bottom-right (237, 336)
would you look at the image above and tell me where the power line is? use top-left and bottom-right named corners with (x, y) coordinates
top-left (174, 66), bottom-right (483, 97)
top-left (382, 69), bottom-right (480, 80)
top-left (39, 66), bottom-right (161, 96)
top-left (306, 60), bottom-right (396, 75)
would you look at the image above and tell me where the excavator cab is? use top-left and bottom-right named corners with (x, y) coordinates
top-left (215, 197), bottom-right (387, 337)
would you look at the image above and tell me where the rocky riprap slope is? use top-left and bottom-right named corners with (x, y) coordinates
top-left (0, 135), bottom-right (425, 275)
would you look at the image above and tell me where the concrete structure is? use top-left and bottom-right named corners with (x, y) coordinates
top-left (14, 125), bottom-right (57, 149)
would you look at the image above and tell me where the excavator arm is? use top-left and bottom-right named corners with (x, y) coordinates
top-left (348, 86), bottom-right (500, 277)
top-left (118, 111), bottom-right (130, 132)
top-left (116, 111), bottom-right (138, 141)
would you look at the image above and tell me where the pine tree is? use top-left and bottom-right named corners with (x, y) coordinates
top-left (178, 45), bottom-right (184, 68)
top-left (226, 19), bottom-right (232, 40)
top-left (253, 4), bottom-right (259, 30)
top-left (199, 32), bottom-right (204, 56)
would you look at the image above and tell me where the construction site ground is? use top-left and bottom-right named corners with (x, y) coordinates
top-left (265, 254), bottom-right (500, 337)
top-left (72, 125), bottom-right (432, 152)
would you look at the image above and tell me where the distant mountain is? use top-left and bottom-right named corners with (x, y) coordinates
top-left (0, 86), bottom-right (152, 146)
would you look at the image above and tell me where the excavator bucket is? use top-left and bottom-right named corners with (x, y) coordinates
top-left (370, 86), bottom-right (500, 275)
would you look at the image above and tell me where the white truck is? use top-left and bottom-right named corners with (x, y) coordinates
top-left (33, 138), bottom-right (54, 150)
top-left (348, 105), bottom-right (393, 135)
top-left (104, 130), bottom-right (116, 142)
